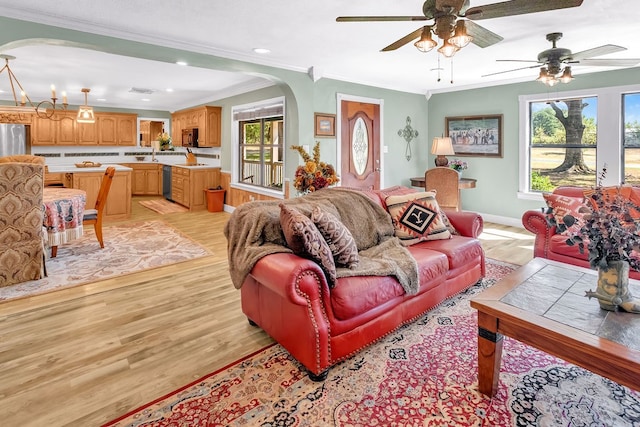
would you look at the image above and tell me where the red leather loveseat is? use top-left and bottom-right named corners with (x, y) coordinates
top-left (226, 186), bottom-right (485, 380)
top-left (522, 186), bottom-right (640, 279)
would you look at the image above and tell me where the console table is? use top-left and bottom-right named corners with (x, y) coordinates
top-left (410, 176), bottom-right (477, 189)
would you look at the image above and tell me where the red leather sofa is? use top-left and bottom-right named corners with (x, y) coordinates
top-left (522, 186), bottom-right (640, 279)
top-left (238, 186), bottom-right (485, 380)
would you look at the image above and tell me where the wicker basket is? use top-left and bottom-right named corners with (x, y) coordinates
top-left (75, 161), bottom-right (102, 168)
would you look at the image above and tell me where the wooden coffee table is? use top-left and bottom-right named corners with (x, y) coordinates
top-left (470, 257), bottom-right (640, 397)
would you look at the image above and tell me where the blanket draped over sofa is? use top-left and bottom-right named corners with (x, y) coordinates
top-left (224, 188), bottom-right (419, 294)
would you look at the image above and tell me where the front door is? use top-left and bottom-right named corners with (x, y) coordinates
top-left (340, 100), bottom-right (381, 190)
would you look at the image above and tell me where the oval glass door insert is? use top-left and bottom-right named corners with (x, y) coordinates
top-left (352, 117), bottom-right (369, 176)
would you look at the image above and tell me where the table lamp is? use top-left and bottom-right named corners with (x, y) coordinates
top-left (151, 140), bottom-right (160, 162)
top-left (431, 136), bottom-right (455, 167)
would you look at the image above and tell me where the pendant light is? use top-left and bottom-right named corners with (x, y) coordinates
top-left (77, 88), bottom-right (95, 123)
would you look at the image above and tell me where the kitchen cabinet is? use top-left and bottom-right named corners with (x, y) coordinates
top-left (31, 111), bottom-right (137, 146)
top-left (98, 113), bottom-right (137, 146)
top-left (172, 166), bottom-right (220, 210)
top-left (171, 106), bottom-right (221, 148)
top-left (140, 120), bottom-right (164, 147)
top-left (125, 163), bottom-right (162, 195)
top-left (64, 169), bottom-right (132, 220)
top-left (32, 112), bottom-right (76, 145)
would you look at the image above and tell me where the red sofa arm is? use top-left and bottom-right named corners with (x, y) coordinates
top-left (444, 210), bottom-right (483, 238)
top-left (249, 252), bottom-right (331, 306)
top-left (522, 209), bottom-right (555, 258)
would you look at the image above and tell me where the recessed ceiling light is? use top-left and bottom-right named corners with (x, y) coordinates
top-left (166, 88), bottom-right (174, 92)
top-left (253, 48), bottom-right (271, 54)
top-left (176, 61), bottom-right (188, 66)
top-left (96, 98), bottom-right (107, 102)
top-left (141, 98), bottom-right (151, 102)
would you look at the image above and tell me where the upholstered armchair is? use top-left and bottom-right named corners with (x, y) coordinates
top-left (0, 161), bottom-right (46, 287)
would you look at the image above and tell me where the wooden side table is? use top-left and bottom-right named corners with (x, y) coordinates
top-left (410, 176), bottom-right (477, 189)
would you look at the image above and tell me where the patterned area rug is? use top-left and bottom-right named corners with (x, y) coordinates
top-left (0, 220), bottom-right (210, 302)
top-left (139, 199), bottom-right (189, 214)
top-left (103, 260), bottom-right (640, 427)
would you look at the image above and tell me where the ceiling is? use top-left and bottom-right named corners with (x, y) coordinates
top-left (0, 0), bottom-right (639, 112)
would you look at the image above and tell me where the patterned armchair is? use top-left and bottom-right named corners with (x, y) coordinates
top-left (0, 161), bottom-right (46, 287)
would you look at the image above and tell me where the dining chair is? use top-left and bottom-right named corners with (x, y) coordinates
top-left (83, 167), bottom-right (116, 249)
top-left (424, 167), bottom-right (461, 211)
top-left (0, 161), bottom-right (46, 287)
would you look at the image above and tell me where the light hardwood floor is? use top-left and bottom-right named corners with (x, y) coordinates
top-left (0, 197), bottom-right (534, 426)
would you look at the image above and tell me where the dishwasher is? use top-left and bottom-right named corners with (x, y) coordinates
top-left (162, 165), bottom-right (173, 201)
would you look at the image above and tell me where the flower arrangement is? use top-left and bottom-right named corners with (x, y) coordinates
top-left (549, 168), bottom-right (640, 270)
top-left (157, 132), bottom-right (174, 151)
top-left (449, 159), bottom-right (468, 171)
top-left (291, 142), bottom-right (339, 194)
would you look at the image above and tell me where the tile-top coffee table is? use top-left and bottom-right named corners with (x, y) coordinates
top-left (470, 257), bottom-right (640, 397)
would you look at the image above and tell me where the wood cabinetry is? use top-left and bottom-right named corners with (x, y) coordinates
top-left (64, 169), bottom-right (132, 221)
top-left (98, 113), bottom-right (136, 146)
top-left (124, 163), bottom-right (162, 195)
top-left (172, 166), bottom-right (220, 210)
top-left (139, 120), bottom-right (164, 147)
top-left (171, 106), bottom-right (221, 148)
top-left (31, 111), bottom-right (137, 146)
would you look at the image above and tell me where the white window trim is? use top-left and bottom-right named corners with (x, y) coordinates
top-left (518, 83), bottom-right (640, 201)
top-left (231, 96), bottom-right (285, 198)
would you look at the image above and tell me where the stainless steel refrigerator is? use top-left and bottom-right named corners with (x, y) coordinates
top-left (0, 123), bottom-right (29, 156)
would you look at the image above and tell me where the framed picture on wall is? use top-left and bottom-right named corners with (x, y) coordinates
top-left (445, 114), bottom-right (503, 157)
top-left (314, 113), bottom-right (336, 137)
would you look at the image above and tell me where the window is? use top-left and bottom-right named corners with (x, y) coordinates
top-left (519, 84), bottom-right (640, 198)
top-left (233, 98), bottom-right (284, 193)
top-left (623, 92), bottom-right (640, 185)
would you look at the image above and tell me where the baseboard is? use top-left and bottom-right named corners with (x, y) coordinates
top-left (478, 212), bottom-right (524, 229)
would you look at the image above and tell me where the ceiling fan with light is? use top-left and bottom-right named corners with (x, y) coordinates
top-left (484, 32), bottom-right (640, 86)
top-left (336, 0), bottom-right (584, 57)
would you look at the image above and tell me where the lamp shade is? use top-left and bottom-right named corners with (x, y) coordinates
top-left (76, 105), bottom-right (95, 123)
top-left (431, 137), bottom-right (455, 155)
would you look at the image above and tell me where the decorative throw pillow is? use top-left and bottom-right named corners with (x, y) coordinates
top-left (439, 210), bottom-right (458, 235)
top-left (310, 205), bottom-right (359, 268)
top-left (543, 193), bottom-right (586, 235)
top-left (279, 204), bottom-right (337, 285)
top-left (385, 192), bottom-right (451, 242)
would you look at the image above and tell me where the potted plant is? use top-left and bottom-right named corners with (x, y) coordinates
top-left (548, 169), bottom-right (640, 313)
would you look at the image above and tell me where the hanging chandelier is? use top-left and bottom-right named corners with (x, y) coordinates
top-left (0, 54), bottom-right (72, 121)
top-left (413, 18), bottom-right (473, 58)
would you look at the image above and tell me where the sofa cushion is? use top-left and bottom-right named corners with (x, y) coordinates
top-left (279, 203), bottom-right (337, 285)
top-left (385, 192), bottom-right (451, 242)
top-left (543, 193), bottom-right (586, 235)
top-left (311, 205), bottom-right (359, 268)
top-left (411, 235), bottom-right (483, 270)
top-left (330, 249), bottom-right (448, 320)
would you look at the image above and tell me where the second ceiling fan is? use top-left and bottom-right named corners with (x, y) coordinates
top-left (336, 0), bottom-right (584, 56)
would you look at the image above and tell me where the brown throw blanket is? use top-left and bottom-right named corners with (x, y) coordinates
top-left (224, 188), bottom-right (419, 294)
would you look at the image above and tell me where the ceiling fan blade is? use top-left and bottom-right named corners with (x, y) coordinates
top-left (465, 20), bottom-right (503, 48)
top-left (482, 64), bottom-right (542, 77)
top-left (570, 44), bottom-right (626, 60)
top-left (336, 16), bottom-right (428, 22)
top-left (496, 59), bottom-right (540, 63)
top-left (577, 58), bottom-right (640, 67)
top-left (381, 27), bottom-right (425, 52)
top-left (465, 0), bottom-right (583, 21)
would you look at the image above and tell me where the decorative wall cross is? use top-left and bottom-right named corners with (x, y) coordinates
top-left (398, 116), bottom-right (419, 161)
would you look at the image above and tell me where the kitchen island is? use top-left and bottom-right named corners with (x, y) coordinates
top-left (46, 164), bottom-right (133, 221)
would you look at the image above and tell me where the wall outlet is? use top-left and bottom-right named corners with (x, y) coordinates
top-left (383, 145), bottom-right (389, 153)
top-left (302, 144), bottom-right (310, 154)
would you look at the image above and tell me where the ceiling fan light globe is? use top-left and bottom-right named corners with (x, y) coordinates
top-left (438, 40), bottom-right (458, 58)
top-left (559, 66), bottom-right (574, 83)
top-left (450, 21), bottom-right (473, 49)
top-left (414, 27), bottom-right (437, 53)
top-left (545, 77), bottom-right (559, 87)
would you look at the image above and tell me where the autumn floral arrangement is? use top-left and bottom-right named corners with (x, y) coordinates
top-left (157, 132), bottom-right (174, 151)
top-left (291, 142), bottom-right (339, 194)
top-left (449, 159), bottom-right (468, 172)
